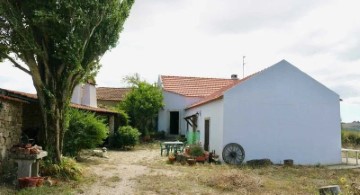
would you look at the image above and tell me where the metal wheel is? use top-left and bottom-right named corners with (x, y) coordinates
top-left (222, 143), bottom-right (245, 165)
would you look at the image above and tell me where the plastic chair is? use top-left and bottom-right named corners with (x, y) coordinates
top-left (174, 142), bottom-right (187, 153)
top-left (160, 142), bottom-right (170, 156)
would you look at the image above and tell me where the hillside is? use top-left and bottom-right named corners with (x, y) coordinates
top-left (342, 121), bottom-right (360, 130)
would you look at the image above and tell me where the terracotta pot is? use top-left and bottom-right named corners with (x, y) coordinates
top-left (18, 177), bottom-right (28, 189)
top-left (32, 177), bottom-right (44, 187)
top-left (168, 157), bottom-right (176, 164)
top-left (195, 156), bottom-right (206, 162)
top-left (18, 177), bottom-right (38, 189)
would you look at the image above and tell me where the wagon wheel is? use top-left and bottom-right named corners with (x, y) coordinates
top-left (222, 143), bottom-right (245, 165)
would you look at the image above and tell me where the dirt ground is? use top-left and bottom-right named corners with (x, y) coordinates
top-left (76, 146), bottom-right (178, 195)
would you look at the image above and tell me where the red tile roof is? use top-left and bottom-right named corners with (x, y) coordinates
top-left (97, 87), bottom-right (131, 101)
top-left (160, 75), bottom-right (239, 97)
top-left (0, 94), bottom-right (28, 103)
top-left (186, 75), bottom-right (252, 109)
top-left (70, 103), bottom-right (118, 114)
top-left (0, 88), bottom-right (118, 114)
top-left (1, 88), bottom-right (38, 99)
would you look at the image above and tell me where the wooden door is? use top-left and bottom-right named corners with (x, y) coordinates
top-left (204, 119), bottom-right (210, 151)
top-left (170, 111), bottom-right (179, 134)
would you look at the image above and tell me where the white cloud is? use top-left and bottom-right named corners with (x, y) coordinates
top-left (1, 0), bottom-right (359, 121)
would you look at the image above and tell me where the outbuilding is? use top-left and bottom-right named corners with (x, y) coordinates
top-left (158, 60), bottom-right (341, 165)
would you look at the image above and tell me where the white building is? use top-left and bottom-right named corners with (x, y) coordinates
top-left (158, 60), bottom-right (341, 165)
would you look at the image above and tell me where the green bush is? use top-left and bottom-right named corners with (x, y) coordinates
top-left (40, 157), bottom-right (83, 181)
top-left (63, 109), bottom-right (108, 156)
top-left (150, 130), bottom-right (166, 140)
top-left (117, 109), bottom-right (129, 126)
top-left (109, 125), bottom-right (141, 149)
top-left (189, 144), bottom-right (205, 157)
top-left (342, 129), bottom-right (360, 146)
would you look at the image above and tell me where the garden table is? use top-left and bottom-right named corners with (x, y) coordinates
top-left (161, 141), bottom-right (184, 156)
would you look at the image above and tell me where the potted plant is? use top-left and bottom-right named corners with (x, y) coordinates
top-left (188, 144), bottom-right (206, 163)
top-left (168, 153), bottom-right (176, 164)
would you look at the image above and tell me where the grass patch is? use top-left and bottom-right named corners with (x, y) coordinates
top-left (133, 154), bottom-right (360, 195)
top-left (0, 181), bottom-right (78, 195)
top-left (199, 169), bottom-right (262, 193)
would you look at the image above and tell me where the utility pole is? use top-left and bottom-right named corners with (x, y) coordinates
top-left (243, 56), bottom-right (246, 78)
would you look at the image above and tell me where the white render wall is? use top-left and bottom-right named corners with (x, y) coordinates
top-left (186, 99), bottom-right (224, 155)
top-left (222, 61), bottom-right (341, 165)
top-left (158, 91), bottom-right (202, 135)
top-left (82, 83), bottom-right (97, 107)
top-left (71, 85), bottom-right (82, 105)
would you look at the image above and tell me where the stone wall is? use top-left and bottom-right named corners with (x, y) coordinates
top-left (0, 99), bottom-right (23, 171)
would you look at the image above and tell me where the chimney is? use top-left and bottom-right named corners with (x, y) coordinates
top-left (71, 84), bottom-right (82, 105)
top-left (231, 74), bottom-right (238, 80)
top-left (71, 80), bottom-right (98, 108)
top-left (82, 82), bottom-right (97, 108)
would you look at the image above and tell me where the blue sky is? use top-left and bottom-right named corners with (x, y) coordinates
top-left (1, 0), bottom-right (359, 122)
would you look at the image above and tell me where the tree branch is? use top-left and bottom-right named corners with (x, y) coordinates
top-left (2, 54), bottom-right (31, 75)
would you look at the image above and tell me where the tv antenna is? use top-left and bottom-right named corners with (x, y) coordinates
top-left (242, 56), bottom-right (246, 78)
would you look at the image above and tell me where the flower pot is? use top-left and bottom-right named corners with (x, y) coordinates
top-left (195, 156), bottom-right (206, 163)
top-left (33, 177), bottom-right (45, 187)
top-left (18, 177), bottom-right (39, 189)
top-left (168, 156), bottom-right (176, 164)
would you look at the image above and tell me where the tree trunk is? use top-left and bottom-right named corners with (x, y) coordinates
top-left (32, 73), bottom-right (71, 164)
top-left (39, 95), bottom-right (68, 163)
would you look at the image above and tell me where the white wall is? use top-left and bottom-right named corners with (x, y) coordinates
top-left (82, 83), bottom-right (97, 107)
top-left (71, 85), bottom-right (82, 105)
top-left (158, 91), bottom-right (201, 135)
top-left (186, 99), bottom-right (224, 155)
top-left (223, 61), bottom-right (341, 165)
top-left (71, 83), bottom-right (97, 108)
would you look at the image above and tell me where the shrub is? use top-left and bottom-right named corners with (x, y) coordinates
top-left (341, 129), bottom-right (360, 147)
top-left (246, 159), bottom-right (273, 168)
top-left (189, 144), bottom-right (205, 157)
top-left (40, 157), bottom-right (83, 181)
top-left (150, 130), bottom-right (165, 140)
top-left (117, 109), bottom-right (129, 126)
top-left (63, 109), bottom-right (108, 156)
top-left (109, 126), bottom-right (141, 149)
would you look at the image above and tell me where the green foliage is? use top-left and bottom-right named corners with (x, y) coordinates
top-left (342, 129), bottom-right (360, 146)
top-left (109, 125), bottom-right (141, 149)
top-left (117, 109), bottom-right (129, 126)
top-left (63, 109), bottom-right (108, 156)
top-left (246, 159), bottom-right (273, 168)
top-left (0, 0), bottom-right (134, 162)
top-left (151, 130), bottom-right (166, 140)
top-left (189, 144), bottom-right (205, 157)
top-left (118, 74), bottom-right (164, 136)
top-left (176, 135), bottom-right (187, 142)
top-left (40, 157), bottom-right (83, 181)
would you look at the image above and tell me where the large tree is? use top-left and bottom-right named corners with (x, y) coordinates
top-left (119, 74), bottom-right (164, 136)
top-left (0, 0), bottom-right (134, 162)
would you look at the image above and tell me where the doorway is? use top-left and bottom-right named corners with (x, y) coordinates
top-left (170, 111), bottom-right (179, 134)
top-left (204, 119), bottom-right (210, 151)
